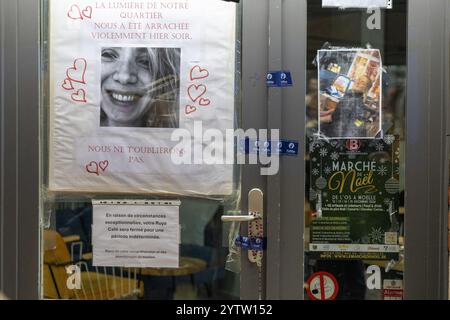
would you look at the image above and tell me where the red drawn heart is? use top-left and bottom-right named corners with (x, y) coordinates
top-left (86, 161), bottom-right (99, 176)
top-left (99, 160), bottom-right (109, 172)
top-left (185, 105), bottom-right (197, 115)
top-left (190, 65), bottom-right (209, 81)
top-left (62, 78), bottom-right (74, 91)
top-left (187, 84), bottom-right (207, 103)
top-left (198, 98), bottom-right (211, 106)
top-left (66, 58), bottom-right (87, 84)
top-left (71, 89), bottom-right (87, 103)
top-left (82, 6), bottom-right (93, 19)
top-left (67, 4), bottom-right (83, 20)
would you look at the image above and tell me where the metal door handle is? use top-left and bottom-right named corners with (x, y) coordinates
top-left (221, 211), bottom-right (262, 222)
top-left (221, 188), bottom-right (264, 266)
top-left (221, 215), bottom-right (257, 222)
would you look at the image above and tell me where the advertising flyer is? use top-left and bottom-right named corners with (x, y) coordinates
top-left (308, 136), bottom-right (401, 260)
top-left (318, 49), bottom-right (383, 140)
top-left (48, 0), bottom-right (236, 195)
top-left (92, 200), bottom-right (180, 268)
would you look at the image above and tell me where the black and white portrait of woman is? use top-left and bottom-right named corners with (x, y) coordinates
top-left (100, 47), bottom-right (180, 128)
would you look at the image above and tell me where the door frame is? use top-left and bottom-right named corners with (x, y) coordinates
top-left (405, 0), bottom-right (449, 300)
top-left (241, 0), bottom-right (307, 300)
top-left (0, 0), bottom-right (40, 300)
top-left (240, 0), bottom-right (269, 299)
top-left (0, 0), bottom-right (274, 300)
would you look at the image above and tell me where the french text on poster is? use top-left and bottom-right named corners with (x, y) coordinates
top-left (48, 0), bottom-right (236, 195)
top-left (308, 136), bottom-right (401, 260)
top-left (93, 200), bottom-right (180, 268)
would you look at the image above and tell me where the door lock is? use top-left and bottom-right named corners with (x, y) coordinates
top-left (222, 188), bottom-right (264, 266)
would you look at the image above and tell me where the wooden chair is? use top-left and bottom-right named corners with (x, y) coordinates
top-left (43, 229), bottom-right (143, 300)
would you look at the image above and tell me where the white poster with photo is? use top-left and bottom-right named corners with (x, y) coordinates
top-left (48, 0), bottom-right (236, 195)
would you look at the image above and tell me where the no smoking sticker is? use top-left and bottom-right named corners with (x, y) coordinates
top-left (306, 272), bottom-right (339, 300)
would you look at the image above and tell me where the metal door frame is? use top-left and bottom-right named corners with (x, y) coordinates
top-left (0, 0), bottom-right (40, 300)
top-left (277, 0), bottom-right (307, 300)
top-left (405, 0), bottom-right (448, 300)
top-left (447, 0), bottom-right (450, 301)
top-left (240, 0), bottom-right (269, 299)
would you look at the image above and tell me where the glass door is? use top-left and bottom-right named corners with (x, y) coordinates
top-left (304, 0), bottom-right (407, 300)
top-left (39, 0), bottom-right (266, 300)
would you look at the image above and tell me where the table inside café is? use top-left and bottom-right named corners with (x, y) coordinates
top-left (135, 257), bottom-right (207, 299)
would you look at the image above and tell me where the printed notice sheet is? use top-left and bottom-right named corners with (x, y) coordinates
top-left (93, 200), bottom-right (180, 268)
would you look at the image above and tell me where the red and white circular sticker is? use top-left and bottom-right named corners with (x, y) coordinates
top-left (306, 272), bottom-right (339, 301)
top-left (346, 139), bottom-right (362, 152)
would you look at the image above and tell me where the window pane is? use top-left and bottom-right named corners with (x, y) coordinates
top-left (40, 0), bottom-right (242, 300)
top-left (304, 0), bottom-right (407, 300)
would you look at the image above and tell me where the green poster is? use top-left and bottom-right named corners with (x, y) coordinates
top-left (308, 135), bottom-right (401, 260)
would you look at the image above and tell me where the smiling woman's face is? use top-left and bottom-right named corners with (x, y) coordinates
top-left (101, 47), bottom-right (154, 127)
